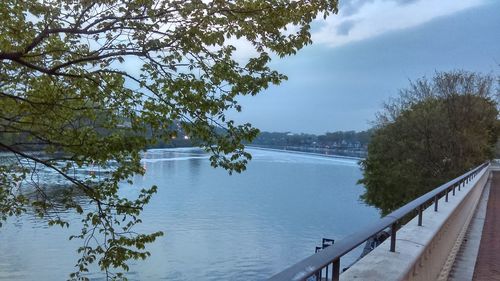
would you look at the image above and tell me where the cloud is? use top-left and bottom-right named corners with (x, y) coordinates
top-left (396, 0), bottom-right (420, 5)
top-left (336, 20), bottom-right (357, 36)
top-left (339, 0), bottom-right (374, 16)
top-left (313, 0), bottom-right (486, 47)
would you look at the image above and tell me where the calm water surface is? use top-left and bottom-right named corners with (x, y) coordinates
top-left (0, 148), bottom-right (379, 280)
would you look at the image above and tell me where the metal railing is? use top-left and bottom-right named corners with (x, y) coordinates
top-left (267, 162), bottom-right (489, 281)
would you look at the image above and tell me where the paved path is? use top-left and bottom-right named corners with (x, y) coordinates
top-left (472, 170), bottom-right (500, 281)
top-left (447, 173), bottom-right (490, 281)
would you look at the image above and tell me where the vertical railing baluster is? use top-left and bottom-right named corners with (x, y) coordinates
top-left (418, 205), bottom-right (423, 226)
top-left (332, 259), bottom-right (340, 281)
top-left (434, 195), bottom-right (439, 211)
top-left (453, 184), bottom-right (456, 196)
top-left (445, 188), bottom-right (449, 202)
top-left (390, 222), bottom-right (397, 252)
top-left (315, 269), bottom-right (321, 281)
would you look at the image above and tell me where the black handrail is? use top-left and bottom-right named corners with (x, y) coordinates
top-left (267, 162), bottom-right (489, 281)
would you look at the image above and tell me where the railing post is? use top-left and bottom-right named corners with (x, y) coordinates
top-left (324, 264), bottom-right (329, 281)
top-left (315, 270), bottom-right (321, 281)
top-left (434, 195), bottom-right (439, 211)
top-left (445, 188), bottom-right (449, 202)
top-left (332, 259), bottom-right (340, 281)
top-left (390, 222), bottom-right (397, 252)
top-left (453, 184), bottom-right (456, 196)
top-left (418, 205), bottom-right (423, 226)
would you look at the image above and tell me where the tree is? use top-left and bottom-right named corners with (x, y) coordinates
top-left (0, 1), bottom-right (339, 279)
top-left (359, 71), bottom-right (499, 215)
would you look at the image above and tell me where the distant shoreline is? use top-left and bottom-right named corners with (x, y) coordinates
top-left (245, 145), bottom-right (364, 161)
top-left (144, 145), bottom-right (365, 161)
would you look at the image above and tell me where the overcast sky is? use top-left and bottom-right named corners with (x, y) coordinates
top-left (229, 0), bottom-right (500, 134)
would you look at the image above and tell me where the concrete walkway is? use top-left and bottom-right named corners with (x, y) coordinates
top-left (472, 170), bottom-right (500, 281)
top-left (449, 168), bottom-right (500, 281)
top-left (448, 172), bottom-right (491, 281)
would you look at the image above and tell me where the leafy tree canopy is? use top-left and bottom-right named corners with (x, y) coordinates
top-left (359, 71), bottom-right (499, 216)
top-left (0, 0), bottom-right (339, 279)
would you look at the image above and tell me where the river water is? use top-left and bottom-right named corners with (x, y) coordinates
top-left (0, 148), bottom-right (380, 280)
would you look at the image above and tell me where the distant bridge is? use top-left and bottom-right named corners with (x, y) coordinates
top-left (268, 161), bottom-right (500, 281)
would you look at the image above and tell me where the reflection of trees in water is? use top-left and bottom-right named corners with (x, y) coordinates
top-left (2, 153), bottom-right (110, 226)
top-left (22, 183), bottom-right (89, 212)
top-left (15, 176), bottom-right (93, 226)
top-left (188, 156), bottom-right (201, 179)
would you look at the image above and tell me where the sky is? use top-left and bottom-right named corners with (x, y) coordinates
top-left (229, 0), bottom-right (500, 134)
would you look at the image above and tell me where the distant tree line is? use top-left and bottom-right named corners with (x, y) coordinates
top-left (250, 130), bottom-right (372, 151)
top-left (0, 119), bottom-right (370, 153)
top-left (0, 119), bottom-right (193, 151)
